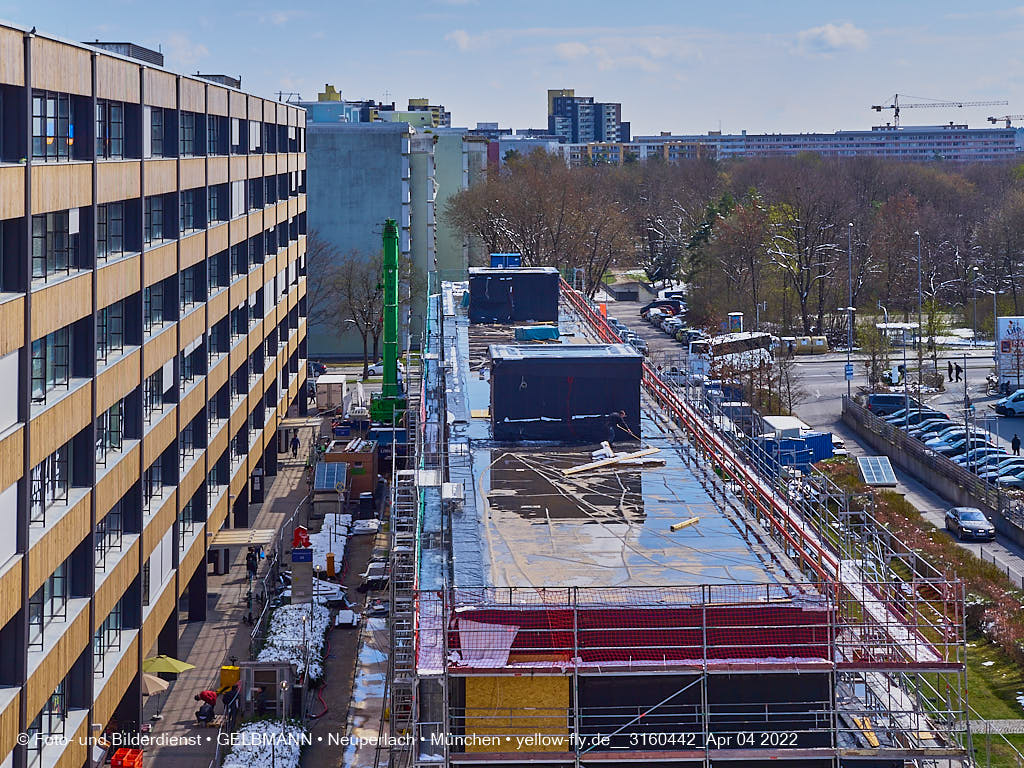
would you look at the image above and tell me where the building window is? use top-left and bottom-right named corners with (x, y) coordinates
top-left (179, 111), bottom-right (196, 156)
top-left (141, 559), bottom-right (150, 606)
top-left (31, 90), bottom-right (73, 161)
top-left (247, 178), bottom-right (263, 210)
top-left (144, 195), bottom-right (164, 245)
top-left (31, 211), bottom-right (72, 281)
top-left (96, 100), bottom-right (124, 159)
top-left (97, 300), bottom-right (125, 363)
top-left (179, 189), bottom-right (198, 233)
top-left (29, 440), bottom-right (71, 526)
top-left (178, 499), bottom-right (195, 552)
top-left (207, 115), bottom-right (222, 155)
top-left (27, 561), bottom-right (67, 647)
top-left (30, 327), bottom-right (70, 403)
top-left (143, 462), bottom-right (163, 511)
top-left (95, 501), bottom-right (123, 572)
top-left (180, 264), bottom-right (198, 309)
top-left (26, 678), bottom-right (68, 762)
top-left (150, 107), bottom-right (165, 157)
top-left (208, 184), bottom-right (226, 224)
top-left (96, 202), bottom-right (125, 260)
top-left (143, 369), bottom-right (164, 422)
top-left (143, 282), bottom-right (164, 334)
top-left (93, 599), bottom-right (123, 675)
top-left (208, 251), bottom-right (227, 293)
top-left (231, 243), bottom-right (247, 276)
top-left (95, 399), bottom-right (124, 466)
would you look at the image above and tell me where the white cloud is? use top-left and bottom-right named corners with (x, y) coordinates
top-left (445, 29), bottom-right (475, 51)
top-left (796, 22), bottom-right (868, 54)
top-left (554, 41), bottom-right (590, 61)
top-left (163, 33), bottom-right (209, 71)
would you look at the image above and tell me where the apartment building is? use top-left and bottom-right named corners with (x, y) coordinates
top-left (0, 23), bottom-right (307, 768)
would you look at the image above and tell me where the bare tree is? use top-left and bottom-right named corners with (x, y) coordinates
top-left (330, 250), bottom-right (383, 379)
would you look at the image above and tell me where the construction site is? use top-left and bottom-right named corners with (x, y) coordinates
top-left (381, 266), bottom-right (971, 768)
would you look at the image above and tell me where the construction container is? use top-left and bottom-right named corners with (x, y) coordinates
top-left (802, 431), bottom-right (834, 463)
top-left (220, 665), bottom-right (240, 689)
top-left (324, 438), bottom-right (379, 498)
top-left (489, 253), bottom-right (522, 268)
top-left (314, 373), bottom-right (347, 410)
top-left (468, 267), bottom-right (559, 324)
top-left (489, 344), bottom-right (642, 442)
top-left (514, 325), bottom-right (560, 341)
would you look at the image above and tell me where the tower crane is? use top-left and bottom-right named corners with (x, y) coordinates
top-left (988, 115), bottom-right (1024, 128)
top-left (871, 94), bottom-right (1008, 127)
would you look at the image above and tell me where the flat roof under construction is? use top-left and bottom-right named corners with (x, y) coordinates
top-left (440, 288), bottom-right (782, 590)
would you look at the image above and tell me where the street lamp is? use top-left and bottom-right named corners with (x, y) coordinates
top-left (914, 230), bottom-right (923, 382)
top-left (755, 301), bottom-right (767, 332)
top-left (847, 223), bottom-right (854, 399)
top-left (971, 266), bottom-right (981, 347)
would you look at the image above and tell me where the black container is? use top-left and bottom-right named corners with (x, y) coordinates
top-left (468, 267), bottom-right (559, 324)
top-left (490, 344), bottom-right (642, 442)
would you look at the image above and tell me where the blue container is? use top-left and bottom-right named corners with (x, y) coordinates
top-left (333, 425), bottom-right (352, 438)
top-left (490, 253), bottom-right (522, 268)
top-left (802, 431), bottom-right (834, 463)
top-left (514, 325), bottom-right (560, 341)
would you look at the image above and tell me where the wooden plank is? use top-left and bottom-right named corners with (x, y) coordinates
top-left (0, 684), bottom-right (20, 763)
top-left (95, 443), bottom-right (140, 519)
top-left (0, 166), bottom-right (25, 219)
top-left (97, 253), bottom-right (141, 309)
top-left (143, 240), bottom-right (177, 286)
top-left (30, 271), bottom-right (92, 340)
top-left (93, 538), bottom-right (138, 629)
top-left (97, 160), bottom-right (141, 204)
top-left (0, 555), bottom-right (22, 630)
top-left (28, 494), bottom-right (90, 595)
top-left (562, 447), bottom-right (660, 476)
top-left (30, 383), bottom-right (91, 466)
top-left (0, 425), bottom-right (23, 507)
top-left (144, 68), bottom-right (176, 108)
top-left (96, 55), bottom-right (140, 102)
top-left (669, 517), bottom-right (700, 532)
top-left (94, 634), bottom-right (139, 728)
top-left (31, 162), bottom-right (90, 214)
top-left (25, 604), bottom-right (89, 719)
top-left (0, 26), bottom-right (24, 85)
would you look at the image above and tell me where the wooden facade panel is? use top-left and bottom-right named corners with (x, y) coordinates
top-left (140, 576), bottom-right (174, 659)
top-left (247, 154), bottom-right (263, 178)
top-left (277, 103), bottom-right (288, 124)
top-left (208, 86), bottom-right (229, 116)
top-left (144, 68), bottom-right (176, 108)
top-left (53, 714), bottom-right (88, 768)
top-left (248, 95), bottom-right (262, 118)
top-left (144, 241), bottom-right (177, 286)
top-left (94, 634), bottom-right (139, 729)
top-left (208, 222), bottom-right (229, 255)
top-left (93, 539), bottom-right (139, 630)
top-left (0, 295), bottom-right (24, 357)
top-left (180, 157), bottom-right (206, 190)
top-left (208, 420), bottom-right (228, 468)
top-left (179, 379), bottom-right (205, 425)
top-left (229, 217), bottom-right (248, 246)
top-left (178, 455), bottom-right (205, 511)
top-left (0, 685), bottom-right (19, 763)
top-left (229, 460), bottom-right (248, 499)
top-left (0, 165), bottom-right (24, 219)
top-left (31, 271), bottom-right (91, 340)
top-left (229, 155), bottom-right (247, 180)
top-left (297, 155), bottom-right (306, 172)
top-left (180, 231), bottom-right (205, 270)
top-left (229, 396), bottom-right (246, 437)
top-left (263, 153), bottom-right (276, 175)
top-left (207, 352), bottom-right (228, 394)
top-left (208, 156), bottom-right (229, 186)
top-left (97, 160), bottom-right (141, 204)
top-left (96, 348), bottom-right (141, 413)
top-left (179, 306), bottom-right (204, 351)
top-left (0, 26), bottom-right (24, 86)
top-left (97, 254), bottom-right (141, 309)
top-left (142, 491), bottom-right (176, 562)
top-left (143, 159), bottom-right (177, 196)
top-left (264, 102), bottom-right (276, 122)
top-left (246, 210), bottom-right (264, 235)
top-left (207, 492), bottom-right (228, 533)
top-left (143, 407), bottom-right (176, 468)
top-left (0, 425), bottom-right (23, 498)
top-left (28, 493), bottom-right (89, 595)
top-left (143, 325), bottom-right (176, 377)
top-left (229, 91), bottom-right (247, 119)
top-left (31, 37), bottom-right (90, 95)
top-left (177, 526), bottom-right (206, 594)
top-left (207, 288), bottom-right (229, 328)
top-left (180, 78), bottom-right (205, 112)
top-left (30, 383), bottom-right (91, 466)
top-left (95, 443), bottom-right (140, 520)
top-left (229, 275), bottom-right (249, 308)
top-left (0, 556), bottom-right (22, 631)
top-left (96, 55), bottom-right (140, 102)
top-left (31, 162), bottom-right (91, 213)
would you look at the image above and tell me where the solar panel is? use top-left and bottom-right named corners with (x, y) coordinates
top-left (313, 462), bottom-right (347, 492)
top-left (857, 456), bottom-right (898, 487)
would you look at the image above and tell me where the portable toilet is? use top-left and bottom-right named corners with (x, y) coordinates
top-left (728, 312), bottom-right (744, 332)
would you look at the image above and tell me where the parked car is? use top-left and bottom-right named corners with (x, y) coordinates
top-left (308, 360), bottom-right (327, 378)
top-left (954, 447), bottom-right (1006, 467)
top-left (866, 393), bottom-right (922, 417)
top-left (367, 360), bottom-right (406, 376)
top-left (908, 418), bottom-right (955, 438)
top-left (923, 427), bottom-right (967, 448)
top-left (944, 507), bottom-right (996, 541)
top-left (995, 388), bottom-right (1024, 416)
top-left (978, 457), bottom-right (1024, 480)
top-left (886, 409), bottom-right (944, 427)
top-left (936, 437), bottom-right (993, 458)
top-left (630, 338), bottom-right (649, 355)
top-left (645, 309), bottom-right (665, 324)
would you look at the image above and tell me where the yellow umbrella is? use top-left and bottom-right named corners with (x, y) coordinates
top-left (141, 673), bottom-right (170, 697)
top-left (142, 655), bottom-right (195, 674)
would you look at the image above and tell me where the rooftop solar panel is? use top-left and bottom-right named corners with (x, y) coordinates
top-left (857, 456), bottom-right (898, 487)
top-left (314, 462), bottom-right (347, 492)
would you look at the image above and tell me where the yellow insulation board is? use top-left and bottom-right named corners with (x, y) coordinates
top-left (464, 676), bottom-right (570, 752)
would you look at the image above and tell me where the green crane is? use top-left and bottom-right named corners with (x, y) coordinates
top-left (370, 218), bottom-right (406, 424)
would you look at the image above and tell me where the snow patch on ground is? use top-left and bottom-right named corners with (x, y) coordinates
top-left (222, 720), bottom-right (307, 768)
top-left (309, 513), bottom-right (350, 571)
top-left (257, 602), bottom-right (332, 679)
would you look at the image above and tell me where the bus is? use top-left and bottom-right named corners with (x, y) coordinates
top-left (688, 331), bottom-right (774, 381)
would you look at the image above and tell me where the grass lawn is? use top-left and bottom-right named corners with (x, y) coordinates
top-left (967, 633), bottom-right (1024, 765)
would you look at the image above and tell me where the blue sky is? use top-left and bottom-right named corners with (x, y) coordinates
top-left (4, 0), bottom-right (1024, 135)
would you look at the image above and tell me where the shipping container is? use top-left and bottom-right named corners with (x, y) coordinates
top-left (468, 267), bottom-right (559, 324)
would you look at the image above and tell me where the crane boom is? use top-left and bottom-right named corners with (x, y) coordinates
top-left (988, 114), bottom-right (1024, 128)
top-left (871, 93), bottom-right (1008, 126)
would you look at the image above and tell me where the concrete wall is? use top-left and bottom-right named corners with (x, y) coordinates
top-left (409, 133), bottom-right (436, 343)
top-left (306, 122), bottom-right (411, 357)
top-left (433, 130), bottom-right (468, 275)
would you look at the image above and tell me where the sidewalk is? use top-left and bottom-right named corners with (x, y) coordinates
top-left (145, 423), bottom-right (318, 768)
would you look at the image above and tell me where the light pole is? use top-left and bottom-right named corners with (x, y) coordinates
top-left (915, 230), bottom-right (923, 382)
top-left (847, 222), bottom-right (854, 399)
top-left (972, 266), bottom-right (981, 347)
top-left (755, 301), bottom-right (767, 332)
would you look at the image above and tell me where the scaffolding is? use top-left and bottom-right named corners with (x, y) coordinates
top-left (382, 275), bottom-right (971, 768)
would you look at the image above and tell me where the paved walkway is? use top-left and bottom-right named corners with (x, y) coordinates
top-left (145, 422), bottom-right (318, 768)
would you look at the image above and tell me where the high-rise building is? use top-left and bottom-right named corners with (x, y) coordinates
top-left (406, 98), bottom-right (451, 128)
top-left (0, 23), bottom-right (308, 768)
top-left (547, 90), bottom-right (629, 143)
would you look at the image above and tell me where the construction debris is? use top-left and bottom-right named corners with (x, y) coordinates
top-left (562, 446), bottom-right (660, 476)
top-left (670, 517), bottom-right (701, 532)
